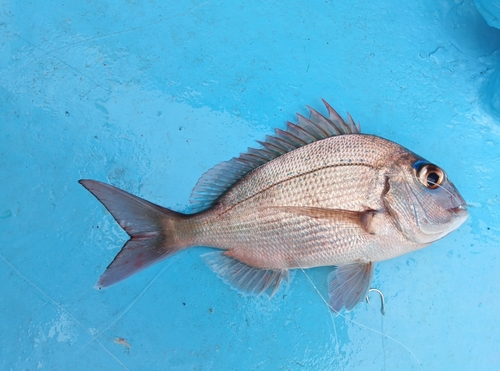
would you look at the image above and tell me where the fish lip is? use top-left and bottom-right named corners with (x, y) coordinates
top-left (451, 204), bottom-right (468, 215)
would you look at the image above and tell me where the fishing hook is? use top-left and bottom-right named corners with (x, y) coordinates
top-left (366, 288), bottom-right (386, 316)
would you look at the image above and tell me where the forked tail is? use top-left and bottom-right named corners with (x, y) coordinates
top-left (79, 179), bottom-right (189, 289)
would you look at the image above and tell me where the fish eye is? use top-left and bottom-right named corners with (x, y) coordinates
top-left (413, 161), bottom-right (445, 189)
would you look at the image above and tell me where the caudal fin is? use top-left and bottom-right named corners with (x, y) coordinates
top-left (79, 179), bottom-right (188, 289)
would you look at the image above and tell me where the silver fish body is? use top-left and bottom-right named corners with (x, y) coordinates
top-left (80, 101), bottom-right (468, 312)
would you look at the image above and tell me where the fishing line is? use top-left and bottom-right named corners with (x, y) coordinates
top-left (0, 253), bottom-right (130, 370)
top-left (98, 262), bottom-right (172, 337)
top-left (76, 261), bottom-right (171, 356)
top-left (429, 181), bottom-right (459, 200)
top-left (298, 267), bottom-right (424, 371)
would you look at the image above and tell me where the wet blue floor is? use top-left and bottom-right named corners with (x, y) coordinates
top-left (2, 1), bottom-right (500, 370)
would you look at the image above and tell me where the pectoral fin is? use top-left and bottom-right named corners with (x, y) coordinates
top-left (272, 206), bottom-right (379, 234)
top-left (327, 262), bottom-right (374, 312)
top-left (202, 252), bottom-right (289, 298)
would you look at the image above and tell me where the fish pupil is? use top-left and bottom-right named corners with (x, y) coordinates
top-left (427, 172), bottom-right (440, 186)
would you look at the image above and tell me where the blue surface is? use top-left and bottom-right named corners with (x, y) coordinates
top-left (2, 1), bottom-right (500, 370)
top-left (474, 0), bottom-right (500, 29)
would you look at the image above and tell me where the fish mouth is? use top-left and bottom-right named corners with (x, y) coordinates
top-left (445, 203), bottom-right (468, 233)
top-left (451, 204), bottom-right (468, 216)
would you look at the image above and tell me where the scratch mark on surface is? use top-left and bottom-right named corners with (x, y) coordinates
top-left (95, 338), bottom-right (130, 370)
top-left (13, 34), bottom-right (109, 92)
top-left (75, 262), bottom-right (170, 357)
top-left (40, 1), bottom-right (211, 57)
top-left (95, 263), bottom-right (170, 339)
top-left (0, 253), bottom-right (87, 332)
top-left (12, 1), bottom-right (212, 92)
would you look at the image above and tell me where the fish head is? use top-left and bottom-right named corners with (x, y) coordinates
top-left (383, 155), bottom-right (468, 245)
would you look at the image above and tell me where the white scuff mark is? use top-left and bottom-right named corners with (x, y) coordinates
top-left (487, 198), bottom-right (499, 206)
top-left (88, 327), bottom-right (99, 335)
top-left (47, 310), bottom-right (77, 343)
top-left (469, 109), bottom-right (500, 137)
top-left (34, 326), bottom-right (47, 348)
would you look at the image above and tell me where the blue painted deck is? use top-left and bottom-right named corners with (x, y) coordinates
top-left (1, 1), bottom-right (500, 370)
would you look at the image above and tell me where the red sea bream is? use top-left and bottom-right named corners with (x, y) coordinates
top-left (80, 100), bottom-right (468, 312)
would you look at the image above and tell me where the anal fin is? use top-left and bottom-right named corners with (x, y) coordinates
top-left (328, 262), bottom-right (374, 313)
top-left (202, 252), bottom-right (289, 298)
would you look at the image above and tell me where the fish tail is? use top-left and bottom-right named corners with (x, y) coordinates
top-left (79, 179), bottom-right (191, 289)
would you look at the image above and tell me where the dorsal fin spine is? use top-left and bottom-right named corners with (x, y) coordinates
top-left (346, 112), bottom-right (358, 133)
top-left (246, 147), bottom-right (273, 161)
top-left (266, 134), bottom-right (297, 152)
top-left (303, 109), bottom-right (332, 138)
top-left (240, 152), bottom-right (267, 164)
top-left (307, 106), bottom-right (342, 136)
top-left (256, 140), bottom-right (286, 156)
top-left (296, 113), bottom-right (326, 139)
top-left (275, 128), bottom-right (308, 147)
top-left (286, 122), bottom-right (317, 144)
top-left (322, 99), bottom-right (350, 133)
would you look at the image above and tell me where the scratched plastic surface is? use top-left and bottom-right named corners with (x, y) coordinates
top-left (1, 1), bottom-right (500, 370)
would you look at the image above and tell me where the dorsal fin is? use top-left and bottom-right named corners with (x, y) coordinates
top-left (189, 99), bottom-right (360, 212)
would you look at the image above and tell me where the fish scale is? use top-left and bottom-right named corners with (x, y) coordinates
top-left (79, 100), bottom-right (467, 312)
top-left (188, 136), bottom-right (400, 266)
top-left (222, 135), bottom-right (391, 208)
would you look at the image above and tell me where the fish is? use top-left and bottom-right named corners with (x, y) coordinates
top-left (79, 100), bottom-right (468, 312)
